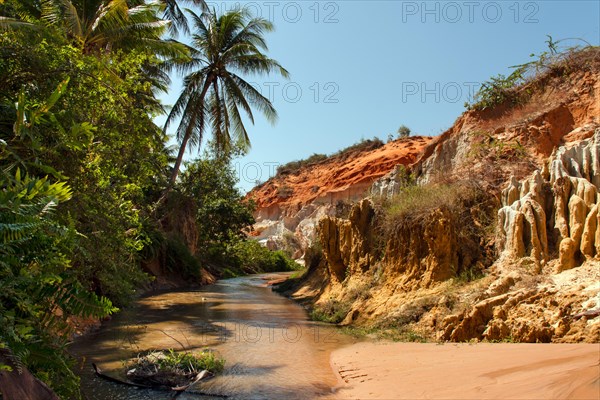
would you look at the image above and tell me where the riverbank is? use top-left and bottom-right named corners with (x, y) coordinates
top-left (70, 273), bottom-right (351, 399)
top-left (331, 342), bottom-right (600, 399)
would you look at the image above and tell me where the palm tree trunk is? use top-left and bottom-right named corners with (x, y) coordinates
top-left (154, 75), bottom-right (215, 214)
top-left (168, 76), bottom-right (214, 187)
top-left (169, 132), bottom-right (192, 185)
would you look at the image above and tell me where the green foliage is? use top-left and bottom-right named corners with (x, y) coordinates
top-left (223, 241), bottom-right (302, 278)
top-left (397, 125), bottom-right (411, 138)
top-left (179, 155), bottom-right (254, 250)
top-left (378, 184), bottom-right (464, 226)
top-left (0, 4), bottom-right (293, 397)
top-left (309, 298), bottom-right (350, 324)
top-left (378, 181), bottom-right (495, 234)
top-left (127, 349), bottom-right (225, 376)
top-left (466, 40), bottom-right (597, 111)
top-left (0, 164), bottom-right (116, 398)
top-left (164, 7), bottom-right (289, 184)
top-left (274, 137), bottom-right (385, 179)
top-left (0, 30), bottom-right (173, 306)
top-left (163, 235), bottom-right (201, 280)
top-left (333, 137), bottom-right (385, 161)
top-left (375, 180), bottom-right (497, 281)
top-left (177, 154), bottom-right (300, 278)
top-left (468, 131), bottom-right (528, 162)
top-left (0, 17), bottom-right (173, 396)
top-left (275, 153), bottom-right (328, 176)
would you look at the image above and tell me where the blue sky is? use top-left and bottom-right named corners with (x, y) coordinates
top-left (155, 1), bottom-right (600, 192)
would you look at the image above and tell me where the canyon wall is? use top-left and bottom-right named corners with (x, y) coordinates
top-left (248, 137), bottom-right (432, 260)
top-left (262, 49), bottom-right (600, 342)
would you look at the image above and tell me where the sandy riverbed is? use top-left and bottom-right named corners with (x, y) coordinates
top-left (331, 342), bottom-right (600, 399)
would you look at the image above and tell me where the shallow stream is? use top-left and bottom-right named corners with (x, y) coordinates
top-left (70, 273), bottom-right (352, 399)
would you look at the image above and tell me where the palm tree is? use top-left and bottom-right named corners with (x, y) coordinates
top-left (160, 0), bottom-right (207, 35)
top-left (1, 0), bottom-right (187, 58)
top-left (164, 8), bottom-right (289, 186)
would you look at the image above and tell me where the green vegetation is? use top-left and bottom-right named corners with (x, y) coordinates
top-left (380, 184), bottom-right (464, 225)
top-left (220, 240), bottom-right (302, 278)
top-left (164, 8), bottom-right (289, 185)
top-left (466, 39), bottom-right (597, 111)
top-left (0, 172), bottom-right (118, 391)
top-left (468, 131), bottom-right (528, 162)
top-left (374, 180), bottom-right (497, 283)
top-left (125, 349), bottom-right (224, 387)
top-left (128, 349), bottom-right (225, 375)
top-left (377, 181), bottom-right (494, 232)
top-left (334, 137), bottom-right (385, 161)
top-left (0, 2), bottom-right (289, 397)
top-left (275, 153), bottom-right (328, 176)
top-left (309, 298), bottom-right (351, 324)
top-left (397, 125), bottom-right (411, 138)
top-left (179, 154), bottom-right (301, 278)
top-left (273, 137), bottom-right (385, 178)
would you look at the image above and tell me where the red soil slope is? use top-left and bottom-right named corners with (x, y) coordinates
top-left (247, 136), bottom-right (432, 214)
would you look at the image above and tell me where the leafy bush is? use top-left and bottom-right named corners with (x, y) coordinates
top-left (309, 298), bottom-right (351, 324)
top-left (164, 235), bottom-right (202, 280)
top-left (127, 349), bottom-right (224, 376)
top-left (466, 40), bottom-right (598, 111)
top-left (0, 83), bottom-right (119, 397)
top-left (225, 240), bottom-right (302, 277)
top-left (179, 156), bottom-right (254, 253)
top-left (177, 155), bottom-right (302, 278)
top-left (0, 170), bottom-right (117, 396)
top-left (276, 153), bottom-right (328, 176)
top-left (397, 125), bottom-right (411, 138)
top-left (376, 180), bottom-right (498, 281)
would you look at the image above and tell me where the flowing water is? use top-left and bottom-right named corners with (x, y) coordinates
top-left (70, 273), bottom-right (353, 399)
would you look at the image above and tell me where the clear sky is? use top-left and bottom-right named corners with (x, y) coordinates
top-left (155, 0), bottom-right (600, 192)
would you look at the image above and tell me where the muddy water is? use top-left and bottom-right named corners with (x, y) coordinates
top-left (70, 273), bottom-right (352, 399)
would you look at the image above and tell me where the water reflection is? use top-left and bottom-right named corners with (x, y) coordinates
top-left (70, 273), bottom-right (352, 399)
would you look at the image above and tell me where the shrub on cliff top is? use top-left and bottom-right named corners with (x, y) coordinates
top-left (466, 41), bottom-right (599, 111)
top-left (276, 153), bottom-right (328, 176)
top-left (274, 137), bottom-right (385, 178)
top-left (378, 180), bottom-right (496, 232)
top-left (376, 180), bottom-right (498, 281)
top-left (378, 183), bottom-right (464, 227)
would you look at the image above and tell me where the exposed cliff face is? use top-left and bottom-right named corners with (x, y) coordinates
top-left (264, 48), bottom-right (600, 343)
top-left (437, 128), bottom-right (600, 343)
top-left (374, 52), bottom-right (600, 198)
top-left (315, 198), bottom-right (473, 289)
top-left (498, 129), bottom-right (600, 269)
top-left (247, 137), bottom-right (432, 259)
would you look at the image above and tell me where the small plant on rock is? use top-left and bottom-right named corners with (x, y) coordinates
top-left (125, 349), bottom-right (224, 388)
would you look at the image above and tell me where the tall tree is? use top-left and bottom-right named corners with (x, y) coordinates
top-left (1, 0), bottom-right (187, 58)
top-left (164, 8), bottom-right (289, 185)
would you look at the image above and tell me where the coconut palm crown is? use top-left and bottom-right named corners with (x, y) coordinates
top-left (164, 7), bottom-right (289, 185)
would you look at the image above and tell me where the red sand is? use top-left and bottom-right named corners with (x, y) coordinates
top-left (331, 342), bottom-right (600, 399)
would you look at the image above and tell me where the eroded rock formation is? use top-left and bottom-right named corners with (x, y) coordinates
top-left (270, 49), bottom-right (600, 343)
top-left (497, 128), bottom-right (600, 270)
top-left (248, 137), bottom-right (432, 259)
